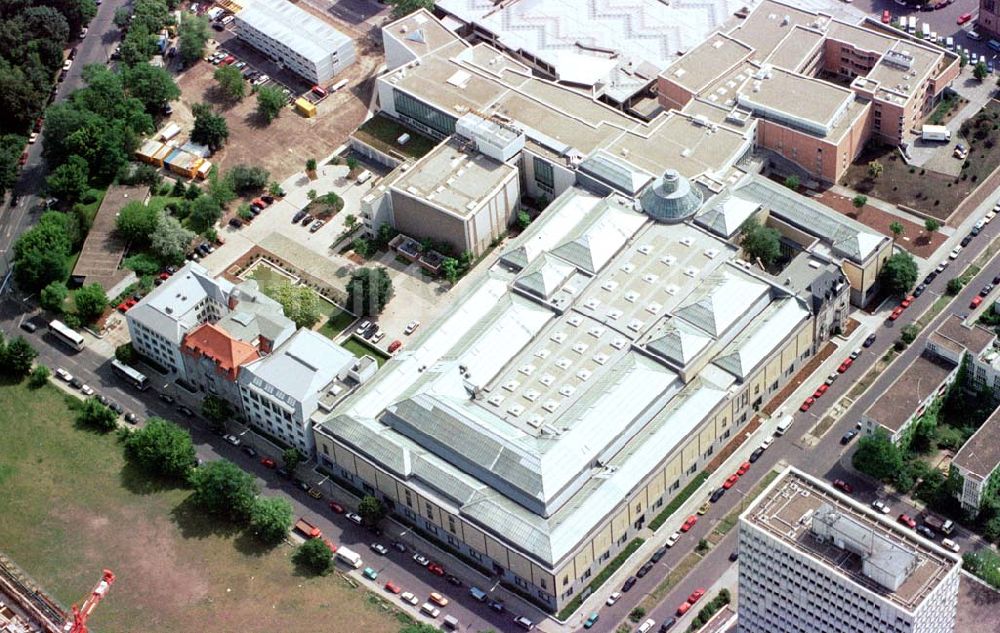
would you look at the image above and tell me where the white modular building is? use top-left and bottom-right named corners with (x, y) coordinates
top-left (235, 0), bottom-right (355, 85)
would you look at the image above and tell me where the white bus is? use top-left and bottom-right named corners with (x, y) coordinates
top-left (111, 358), bottom-right (149, 391)
top-left (335, 546), bottom-right (363, 569)
top-left (48, 319), bottom-right (84, 351)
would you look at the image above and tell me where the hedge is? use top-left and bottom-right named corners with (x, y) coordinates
top-left (556, 538), bottom-right (645, 620)
top-left (649, 471), bottom-right (710, 531)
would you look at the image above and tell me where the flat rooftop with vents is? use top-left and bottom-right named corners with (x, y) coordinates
top-left (391, 138), bottom-right (518, 219)
top-left (743, 468), bottom-right (960, 612)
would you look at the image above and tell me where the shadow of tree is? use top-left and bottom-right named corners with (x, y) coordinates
top-left (232, 528), bottom-right (280, 557)
top-left (119, 459), bottom-right (189, 496)
top-left (169, 495), bottom-right (243, 541)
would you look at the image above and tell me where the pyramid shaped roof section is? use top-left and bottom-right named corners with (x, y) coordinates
top-left (674, 266), bottom-right (771, 338)
top-left (514, 253), bottom-right (576, 300)
top-left (646, 317), bottom-right (713, 367)
top-left (549, 198), bottom-right (646, 274)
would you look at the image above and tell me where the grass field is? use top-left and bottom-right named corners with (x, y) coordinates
top-left (341, 337), bottom-right (390, 367)
top-left (0, 381), bottom-right (400, 633)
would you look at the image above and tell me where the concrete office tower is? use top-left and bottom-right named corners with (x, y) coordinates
top-left (738, 467), bottom-right (961, 633)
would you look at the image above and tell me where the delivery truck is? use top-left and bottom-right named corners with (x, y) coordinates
top-left (921, 125), bottom-right (951, 142)
top-left (922, 513), bottom-right (955, 535)
top-left (336, 546), bottom-right (363, 569)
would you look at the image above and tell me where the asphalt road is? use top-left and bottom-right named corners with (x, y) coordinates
top-left (1, 0), bottom-right (129, 277)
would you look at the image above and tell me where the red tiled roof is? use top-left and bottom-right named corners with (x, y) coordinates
top-left (181, 323), bottom-right (259, 380)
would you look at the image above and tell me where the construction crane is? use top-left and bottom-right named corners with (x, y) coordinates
top-left (64, 569), bottom-right (115, 633)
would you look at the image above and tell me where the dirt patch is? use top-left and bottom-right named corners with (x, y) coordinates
top-left (762, 341), bottom-right (837, 417)
top-left (813, 190), bottom-right (946, 259)
top-left (843, 145), bottom-right (970, 221)
top-left (842, 316), bottom-right (861, 338)
top-left (173, 36), bottom-right (383, 182)
top-left (704, 415), bottom-right (762, 473)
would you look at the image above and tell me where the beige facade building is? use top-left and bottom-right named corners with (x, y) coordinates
top-left (317, 183), bottom-right (824, 613)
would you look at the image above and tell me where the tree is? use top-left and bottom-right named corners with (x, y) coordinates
top-left (40, 281), bottom-right (68, 313)
top-left (123, 63), bottom-right (180, 115)
top-left (852, 429), bottom-right (904, 482)
top-left (346, 156), bottom-right (359, 172)
top-left (946, 277), bottom-right (965, 295)
top-left (517, 210), bottom-right (531, 229)
top-left (74, 283), bottom-right (107, 322)
top-left (46, 155), bottom-right (89, 202)
top-left (352, 237), bottom-right (372, 258)
top-left (783, 175), bottom-right (799, 190)
top-left (116, 200), bottom-right (161, 242)
top-left (123, 417), bottom-right (197, 479)
top-left (867, 160), bottom-right (884, 179)
top-left (889, 221), bottom-right (905, 242)
top-left (13, 213), bottom-right (73, 291)
top-left (249, 496), bottom-right (294, 545)
top-left (178, 14), bottom-right (210, 67)
top-left (387, 0), bottom-right (433, 18)
top-left (441, 257), bottom-right (459, 284)
top-left (358, 495), bottom-right (386, 527)
top-left (213, 65), bottom-right (245, 101)
top-left (191, 103), bottom-right (229, 152)
top-left (225, 164), bottom-right (269, 194)
top-left (28, 365), bottom-right (50, 388)
top-left (974, 61), bottom-right (989, 81)
top-left (188, 195), bottom-right (222, 233)
top-left (293, 538), bottom-right (333, 575)
top-left (963, 550), bottom-right (1000, 589)
top-left (255, 85), bottom-right (285, 123)
top-left (346, 267), bottom-right (394, 316)
top-left (120, 23), bottom-right (158, 66)
top-left (306, 189), bottom-right (317, 201)
top-left (189, 459), bottom-right (259, 521)
top-left (852, 195), bottom-right (867, 209)
top-left (265, 281), bottom-right (320, 329)
top-left (113, 6), bottom-right (131, 29)
top-left (5, 337), bottom-right (37, 376)
top-left (343, 214), bottom-right (357, 231)
top-left (115, 343), bottom-right (136, 365)
top-left (924, 218), bottom-right (940, 233)
top-left (151, 215), bottom-right (194, 264)
top-left (305, 158), bottom-right (317, 173)
top-left (77, 397), bottom-right (118, 432)
top-left (201, 394), bottom-right (233, 425)
top-left (123, 253), bottom-right (161, 276)
top-left (273, 449), bottom-right (300, 474)
top-left (739, 218), bottom-right (781, 268)
top-left (0, 136), bottom-right (26, 200)
top-left (880, 252), bottom-right (918, 297)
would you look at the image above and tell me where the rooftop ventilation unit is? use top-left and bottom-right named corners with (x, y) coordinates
top-left (556, 357), bottom-right (571, 370)
top-left (607, 308), bottom-right (623, 320)
top-left (535, 348), bottom-right (550, 359)
top-left (611, 338), bottom-right (627, 350)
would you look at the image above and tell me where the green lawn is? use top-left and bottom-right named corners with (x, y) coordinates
top-left (319, 307), bottom-right (355, 339)
top-left (341, 337), bottom-right (390, 367)
top-left (0, 381), bottom-right (400, 633)
top-left (353, 115), bottom-right (437, 161)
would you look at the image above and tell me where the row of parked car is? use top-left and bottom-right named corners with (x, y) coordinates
top-left (54, 368), bottom-right (138, 424)
top-left (230, 195), bottom-right (277, 229)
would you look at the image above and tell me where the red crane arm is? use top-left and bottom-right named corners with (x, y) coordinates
top-left (66, 570), bottom-right (115, 633)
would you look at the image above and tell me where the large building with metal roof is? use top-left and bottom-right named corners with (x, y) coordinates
top-left (738, 467), bottom-right (960, 633)
top-left (315, 182), bottom-right (827, 612)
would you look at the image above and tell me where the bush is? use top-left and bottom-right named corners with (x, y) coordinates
top-left (123, 253), bottom-right (162, 276)
top-left (226, 164), bottom-right (269, 194)
top-left (115, 343), bottom-right (137, 365)
top-left (628, 607), bottom-right (646, 623)
top-left (293, 538), bottom-right (333, 575)
top-left (77, 398), bottom-right (118, 432)
top-left (28, 365), bottom-right (50, 388)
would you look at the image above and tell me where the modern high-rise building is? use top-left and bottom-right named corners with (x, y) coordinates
top-left (738, 468), bottom-right (961, 633)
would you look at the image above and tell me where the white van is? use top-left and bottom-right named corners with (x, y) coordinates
top-left (442, 615), bottom-right (459, 630)
top-left (355, 169), bottom-right (372, 185)
top-left (638, 619), bottom-right (656, 633)
top-left (946, 36), bottom-right (954, 50)
top-left (907, 16), bottom-right (916, 33)
top-left (775, 415), bottom-right (793, 436)
top-left (420, 603), bottom-right (440, 618)
top-left (335, 546), bottom-right (363, 569)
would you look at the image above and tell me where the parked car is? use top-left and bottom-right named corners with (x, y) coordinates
top-left (445, 574), bottom-right (462, 587)
top-left (370, 542), bottom-right (389, 555)
top-left (749, 447), bottom-right (765, 463)
top-left (800, 397), bottom-right (814, 412)
top-left (840, 430), bottom-right (858, 445)
top-left (971, 296), bottom-right (983, 309)
top-left (176, 405), bottom-right (194, 417)
top-left (898, 513), bottom-right (917, 529)
top-left (606, 591), bottom-right (622, 606)
top-left (400, 592), bottom-right (419, 606)
top-left (404, 320), bottom-right (421, 335)
top-left (916, 525), bottom-right (936, 539)
top-left (309, 220), bottom-right (325, 233)
top-left (832, 479), bottom-right (853, 493)
top-left (80, 384), bottom-right (94, 396)
top-left (636, 562), bottom-right (654, 578)
top-left (863, 333), bottom-right (877, 347)
top-left (20, 320), bottom-right (37, 333)
top-left (622, 576), bottom-right (638, 592)
top-left (260, 457), bottom-right (276, 468)
top-left (871, 500), bottom-right (891, 514)
top-left (412, 552), bottom-right (430, 566)
top-left (665, 531), bottom-right (681, 548)
top-left (941, 538), bottom-right (960, 552)
top-left (737, 461), bottom-right (751, 476)
top-left (680, 515), bottom-right (698, 532)
top-left (346, 512), bottom-right (363, 526)
top-left (292, 210), bottom-right (307, 223)
top-left (228, 217), bottom-right (243, 228)
top-left (427, 562), bottom-right (445, 577)
top-left (650, 546), bottom-right (668, 563)
top-left (583, 612), bottom-right (600, 629)
top-left (723, 474), bottom-right (740, 490)
top-left (687, 588), bottom-right (706, 604)
top-left (392, 540), bottom-right (407, 553)
top-left (307, 488), bottom-right (323, 500)
top-left (362, 567), bottom-right (378, 580)
top-left (961, 235), bottom-right (973, 247)
top-left (384, 580), bottom-right (401, 594)
top-left (223, 434), bottom-right (241, 446)
top-left (388, 340), bottom-right (403, 353)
